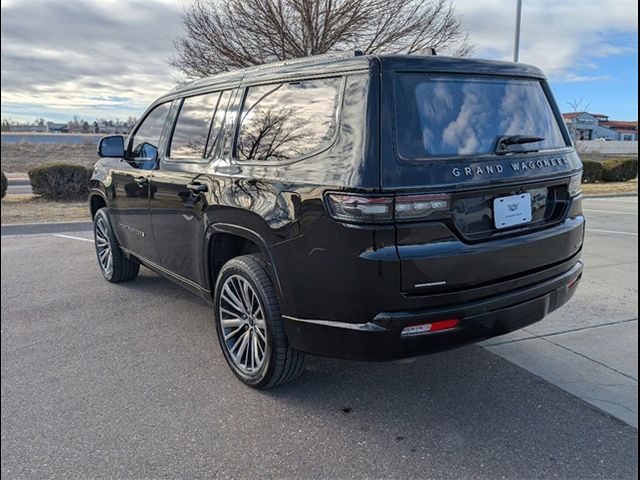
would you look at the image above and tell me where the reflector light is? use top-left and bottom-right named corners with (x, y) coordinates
top-left (568, 275), bottom-right (581, 289)
top-left (401, 319), bottom-right (460, 337)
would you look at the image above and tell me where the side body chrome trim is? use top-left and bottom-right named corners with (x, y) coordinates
top-left (281, 315), bottom-right (386, 332)
top-left (120, 246), bottom-right (210, 294)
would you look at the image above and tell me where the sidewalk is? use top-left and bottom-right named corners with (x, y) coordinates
top-left (483, 197), bottom-right (638, 427)
top-left (483, 319), bottom-right (637, 427)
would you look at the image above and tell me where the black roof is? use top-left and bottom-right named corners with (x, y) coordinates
top-left (160, 53), bottom-right (546, 101)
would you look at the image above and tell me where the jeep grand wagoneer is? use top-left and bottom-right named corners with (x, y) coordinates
top-left (90, 52), bottom-right (584, 388)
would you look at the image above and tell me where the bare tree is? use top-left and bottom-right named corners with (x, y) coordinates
top-left (237, 106), bottom-right (308, 161)
top-left (566, 98), bottom-right (593, 115)
top-left (566, 98), bottom-right (593, 141)
top-left (172, 0), bottom-right (474, 78)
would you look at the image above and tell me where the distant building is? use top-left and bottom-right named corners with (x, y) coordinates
top-left (562, 112), bottom-right (638, 141)
top-left (46, 122), bottom-right (69, 133)
top-left (91, 120), bottom-right (130, 135)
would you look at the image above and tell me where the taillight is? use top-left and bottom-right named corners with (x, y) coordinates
top-left (325, 194), bottom-right (394, 223)
top-left (394, 194), bottom-right (451, 221)
top-left (325, 193), bottom-right (451, 224)
top-left (568, 173), bottom-right (582, 197)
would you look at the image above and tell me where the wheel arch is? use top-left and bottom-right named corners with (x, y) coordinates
top-left (89, 190), bottom-right (108, 219)
top-left (204, 223), bottom-right (284, 302)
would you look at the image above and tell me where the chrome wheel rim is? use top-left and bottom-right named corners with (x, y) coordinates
top-left (219, 275), bottom-right (267, 374)
top-left (95, 217), bottom-right (113, 277)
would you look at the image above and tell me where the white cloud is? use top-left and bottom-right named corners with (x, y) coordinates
top-left (0, 0), bottom-right (637, 121)
top-left (1, 0), bottom-right (188, 120)
top-left (562, 73), bottom-right (612, 83)
top-left (456, 0), bottom-right (638, 79)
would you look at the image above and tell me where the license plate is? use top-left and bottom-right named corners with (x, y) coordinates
top-left (494, 193), bottom-right (532, 229)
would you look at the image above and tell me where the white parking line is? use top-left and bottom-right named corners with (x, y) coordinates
top-left (584, 209), bottom-right (638, 215)
top-left (586, 229), bottom-right (638, 236)
top-left (51, 234), bottom-right (94, 243)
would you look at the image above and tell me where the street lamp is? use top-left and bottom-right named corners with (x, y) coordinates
top-left (514, 0), bottom-right (523, 62)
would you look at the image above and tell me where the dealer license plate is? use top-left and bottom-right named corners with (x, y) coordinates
top-left (494, 193), bottom-right (532, 229)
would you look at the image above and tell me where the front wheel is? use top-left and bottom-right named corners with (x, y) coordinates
top-left (213, 254), bottom-right (305, 388)
top-left (93, 209), bottom-right (139, 283)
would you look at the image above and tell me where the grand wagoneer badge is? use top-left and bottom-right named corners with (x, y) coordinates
top-left (452, 155), bottom-right (569, 178)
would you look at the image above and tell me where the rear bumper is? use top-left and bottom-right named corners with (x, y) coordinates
top-left (282, 260), bottom-right (583, 361)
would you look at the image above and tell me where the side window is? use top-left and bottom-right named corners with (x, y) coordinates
top-left (129, 102), bottom-right (170, 167)
top-left (236, 77), bottom-right (342, 162)
top-left (206, 90), bottom-right (233, 158)
top-left (170, 92), bottom-right (220, 159)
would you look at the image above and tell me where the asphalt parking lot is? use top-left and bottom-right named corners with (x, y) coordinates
top-left (1, 197), bottom-right (638, 479)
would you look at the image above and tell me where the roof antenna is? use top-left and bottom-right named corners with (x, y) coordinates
top-left (413, 47), bottom-right (437, 56)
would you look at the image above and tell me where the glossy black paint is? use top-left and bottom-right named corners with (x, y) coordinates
top-left (89, 54), bottom-right (584, 361)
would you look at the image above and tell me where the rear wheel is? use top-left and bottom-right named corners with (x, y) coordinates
top-left (214, 254), bottom-right (305, 388)
top-left (93, 209), bottom-right (139, 283)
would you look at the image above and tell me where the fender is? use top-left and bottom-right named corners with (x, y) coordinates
top-left (88, 187), bottom-right (108, 203)
top-left (88, 187), bottom-right (109, 217)
top-left (203, 222), bottom-right (285, 301)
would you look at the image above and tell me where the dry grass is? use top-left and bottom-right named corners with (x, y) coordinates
top-left (582, 179), bottom-right (638, 196)
top-left (1, 195), bottom-right (89, 224)
top-left (1, 143), bottom-right (97, 173)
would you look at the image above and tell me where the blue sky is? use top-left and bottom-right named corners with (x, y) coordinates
top-left (549, 48), bottom-right (638, 120)
top-left (0, 0), bottom-right (638, 123)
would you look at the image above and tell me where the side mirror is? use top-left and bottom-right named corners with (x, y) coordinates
top-left (98, 135), bottom-right (125, 158)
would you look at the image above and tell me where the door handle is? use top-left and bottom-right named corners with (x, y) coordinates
top-left (134, 176), bottom-right (148, 188)
top-left (186, 183), bottom-right (208, 194)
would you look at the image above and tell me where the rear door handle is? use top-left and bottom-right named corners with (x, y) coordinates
top-left (186, 183), bottom-right (208, 194)
top-left (134, 176), bottom-right (148, 188)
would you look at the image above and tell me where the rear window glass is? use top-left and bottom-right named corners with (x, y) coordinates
top-left (395, 75), bottom-right (567, 158)
top-left (236, 77), bottom-right (341, 162)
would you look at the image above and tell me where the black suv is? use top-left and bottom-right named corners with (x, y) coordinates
top-left (90, 52), bottom-right (584, 388)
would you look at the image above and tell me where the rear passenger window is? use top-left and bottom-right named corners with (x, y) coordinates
top-left (236, 77), bottom-right (341, 162)
top-left (170, 92), bottom-right (220, 159)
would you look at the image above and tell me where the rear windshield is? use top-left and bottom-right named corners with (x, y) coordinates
top-left (395, 75), bottom-right (567, 159)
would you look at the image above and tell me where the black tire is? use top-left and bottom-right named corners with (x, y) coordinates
top-left (93, 209), bottom-right (139, 283)
top-left (213, 254), bottom-right (305, 388)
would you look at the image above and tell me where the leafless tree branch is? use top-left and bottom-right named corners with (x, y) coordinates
top-left (171, 0), bottom-right (474, 78)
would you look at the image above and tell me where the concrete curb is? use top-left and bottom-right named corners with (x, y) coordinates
top-left (1, 221), bottom-right (93, 236)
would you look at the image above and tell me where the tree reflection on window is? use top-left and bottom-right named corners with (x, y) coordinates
top-left (237, 78), bottom-right (341, 162)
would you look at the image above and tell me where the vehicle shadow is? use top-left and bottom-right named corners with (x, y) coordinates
top-left (254, 346), bottom-right (636, 477)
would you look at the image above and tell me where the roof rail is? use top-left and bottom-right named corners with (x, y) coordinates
top-left (174, 50), bottom-right (367, 92)
top-left (240, 50), bottom-right (366, 73)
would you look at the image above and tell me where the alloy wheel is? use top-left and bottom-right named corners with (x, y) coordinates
top-left (218, 274), bottom-right (268, 374)
top-left (95, 216), bottom-right (113, 277)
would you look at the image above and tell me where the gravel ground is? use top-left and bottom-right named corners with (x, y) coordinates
top-left (1, 143), bottom-right (97, 173)
top-left (0, 195), bottom-right (89, 224)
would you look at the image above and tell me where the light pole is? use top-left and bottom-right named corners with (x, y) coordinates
top-left (513, 0), bottom-right (523, 62)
